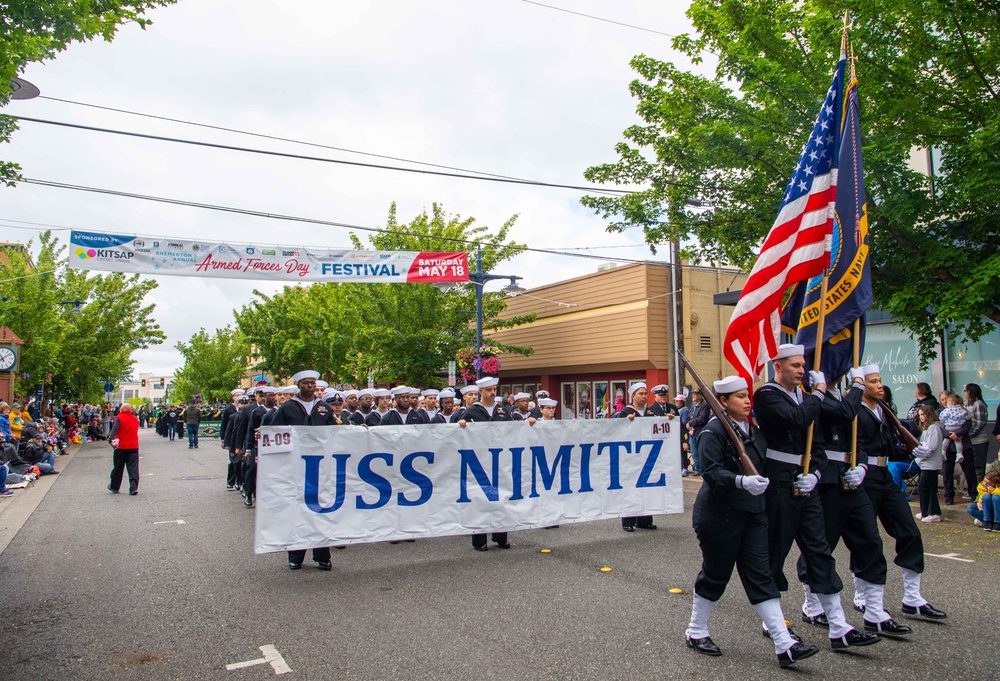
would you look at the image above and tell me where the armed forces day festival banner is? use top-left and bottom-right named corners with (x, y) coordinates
top-left (254, 418), bottom-right (683, 553)
top-left (68, 231), bottom-right (469, 284)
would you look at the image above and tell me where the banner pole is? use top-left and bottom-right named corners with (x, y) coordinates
top-left (850, 317), bottom-right (861, 470)
top-left (800, 272), bottom-right (830, 480)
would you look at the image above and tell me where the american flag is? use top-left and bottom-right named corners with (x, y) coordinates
top-left (723, 56), bottom-right (846, 385)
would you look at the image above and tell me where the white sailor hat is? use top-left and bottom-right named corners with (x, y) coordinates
top-left (408, 387), bottom-right (422, 396)
top-left (315, 380), bottom-right (329, 390)
top-left (231, 388), bottom-right (245, 396)
top-left (713, 376), bottom-right (748, 394)
top-left (421, 389), bottom-right (440, 397)
top-left (246, 387), bottom-right (257, 397)
top-left (535, 390), bottom-right (550, 398)
top-left (628, 382), bottom-right (647, 397)
top-left (460, 385), bottom-right (479, 395)
top-left (292, 370), bottom-right (321, 383)
top-left (538, 398), bottom-right (558, 407)
top-left (476, 376), bottom-right (499, 389)
top-left (260, 387), bottom-right (277, 395)
top-left (322, 388), bottom-right (338, 400)
top-left (282, 385), bottom-right (299, 395)
top-left (344, 389), bottom-right (359, 398)
top-left (391, 386), bottom-right (410, 397)
top-left (513, 392), bottom-right (531, 401)
top-left (358, 389), bottom-right (373, 397)
top-left (773, 344), bottom-right (805, 360)
top-left (651, 384), bottom-right (670, 395)
top-left (438, 389), bottom-right (456, 399)
top-left (373, 388), bottom-right (392, 398)
top-left (862, 364), bottom-right (881, 377)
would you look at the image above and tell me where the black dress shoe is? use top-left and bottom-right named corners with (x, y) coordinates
top-left (853, 603), bottom-right (866, 614)
top-left (763, 626), bottom-right (802, 644)
top-left (864, 618), bottom-right (912, 637)
top-left (473, 545), bottom-right (488, 552)
top-left (333, 545), bottom-right (346, 550)
top-left (801, 612), bottom-right (829, 628)
top-left (622, 526), bottom-right (636, 532)
top-left (637, 524), bottom-right (658, 530)
top-left (495, 542), bottom-right (511, 549)
top-left (686, 635), bottom-right (721, 656)
top-left (317, 560), bottom-right (332, 571)
top-left (831, 628), bottom-right (881, 649)
top-left (244, 495), bottom-right (253, 507)
top-left (901, 603), bottom-right (947, 620)
top-left (404, 539), bottom-right (416, 542)
top-left (128, 490), bottom-right (138, 496)
top-left (778, 642), bottom-right (819, 668)
top-left (107, 485), bottom-right (119, 494)
top-left (288, 562), bottom-right (302, 570)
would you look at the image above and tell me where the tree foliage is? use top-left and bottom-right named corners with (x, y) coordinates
top-left (172, 326), bottom-right (250, 404)
top-left (0, 232), bottom-right (164, 403)
top-left (235, 203), bottom-right (535, 387)
top-left (583, 0), bottom-right (1000, 359)
top-left (0, 0), bottom-right (176, 185)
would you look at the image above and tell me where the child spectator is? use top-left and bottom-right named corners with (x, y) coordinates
top-left (969, 471), bottom-right (1000, 531)
top-left (912, 405), bottom-right (943, 523)
top-left (939, 394), bottom-right (968, 462)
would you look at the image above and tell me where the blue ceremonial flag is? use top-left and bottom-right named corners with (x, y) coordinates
top-left (781, 72), bottom-right (872, 382)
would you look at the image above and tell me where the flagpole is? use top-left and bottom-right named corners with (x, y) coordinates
top-left (849, 316), bottom-right (861, 469)
top-left (799, 273), bottom-right (829, 481)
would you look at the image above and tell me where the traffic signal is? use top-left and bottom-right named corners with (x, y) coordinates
top-left (141, 379), bottom-right (146, 387)
top-left (159, 378), bottom-right (165, 387)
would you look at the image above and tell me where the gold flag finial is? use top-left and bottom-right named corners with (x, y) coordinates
top-left (841, 9), bottom-right (852, 54)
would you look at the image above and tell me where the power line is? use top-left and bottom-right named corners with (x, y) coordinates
top-left (12, 115), bottom-right (639, 196)
top-left (520, 1), bottom-right (680, 38)
top-left (19, 177), bottom-right (669, 267)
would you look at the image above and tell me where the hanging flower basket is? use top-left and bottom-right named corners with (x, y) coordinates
top-left (456, 345), bottom-right (501, 382)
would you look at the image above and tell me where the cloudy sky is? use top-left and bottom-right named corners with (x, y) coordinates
top-left (0, 1), bottom-right (714, 374)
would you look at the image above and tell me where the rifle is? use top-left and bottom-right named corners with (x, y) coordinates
top-left (878, 399), bottom-right (920, 453)
top-left (677, 351), bottom-right (760, 477)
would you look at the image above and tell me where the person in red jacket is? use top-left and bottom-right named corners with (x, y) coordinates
top-left (107, 403), bottom-right (141, 496)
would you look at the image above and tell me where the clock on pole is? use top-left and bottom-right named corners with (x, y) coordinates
top-left (0, 327), bottom-right (24, 405)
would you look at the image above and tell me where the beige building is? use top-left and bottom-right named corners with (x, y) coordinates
top-left (490, 262), bottom-right (747, 420)
top-left (114, 372), bottom-right (175, 405)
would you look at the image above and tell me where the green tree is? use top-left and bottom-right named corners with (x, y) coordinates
top-left (0, 232), bottom-right (164, 404)
top-left (0, 1), bottom-right (176, 185)
top-left (172, 326), bottom-right (250, 403)
top-left (235, 203), bottom-right (535, 387)
top-left (582, 0), bottom-right (1000, 360)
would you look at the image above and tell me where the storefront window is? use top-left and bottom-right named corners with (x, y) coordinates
top-left (945, 324), bottom-right (1000, 411)
top-left (861, 323), bottom-right (931, 408)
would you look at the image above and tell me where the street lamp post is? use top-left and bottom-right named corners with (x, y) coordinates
top-left (468, 245), bottom-right (525, 379)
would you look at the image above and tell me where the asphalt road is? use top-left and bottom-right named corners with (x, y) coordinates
top-left (0, 430), bottom-right (995, 680)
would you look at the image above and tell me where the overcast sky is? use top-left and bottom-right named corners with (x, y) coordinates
top-left (0, 1), bottom-right (714, 375)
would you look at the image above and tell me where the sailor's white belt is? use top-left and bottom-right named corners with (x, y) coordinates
top-left (867, 456), bottom-right (889, 467)
top-left (766, 449), bottom-right (803, 465)
top-left (825, 450), bottom-right (848, 463)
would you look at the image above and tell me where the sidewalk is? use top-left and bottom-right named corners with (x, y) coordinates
top-left (0, 443), bottom-right (80, 555)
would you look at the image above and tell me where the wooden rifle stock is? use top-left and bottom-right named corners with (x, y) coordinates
top-left (677, 351), bottom-right (759, 477)
top-left (877, 399), bottom-right (920, 453)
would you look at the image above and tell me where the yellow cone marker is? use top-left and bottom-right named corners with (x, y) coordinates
top-left (540, 548), bottom-right (551, 553)
top-left (669, 588), bottom-right (683, 594)
top-left (600, 566), bottom-right (613, 572)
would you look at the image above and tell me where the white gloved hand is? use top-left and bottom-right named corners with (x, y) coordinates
top-left (956, 454), bottom-right (965, 463)
top-left (110, 438), bottom-right (120, 449)
top-left (848, 367), bottom-right (866, 383)
top-left (737, 474), bottom-right (770, 496)
top-left (911, 444), bottom-right (931, 459)
top-left (808, 370), bottom-right (826, 387)
top-left (795, 472), bottom-right (819, 493)
top-left (843, 465), bottom-right (866, 487)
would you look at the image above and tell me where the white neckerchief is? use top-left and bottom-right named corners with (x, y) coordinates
top-left (423, 408), bottom-right (438, 419)
top-left (292, 396), bottom-right (316, 414)
top-left (863, 401), bottom-right (883, 421)
top-left (477, 402), bottom-right (497, 417)
top-left (733, 418), bottom-right (750, 435)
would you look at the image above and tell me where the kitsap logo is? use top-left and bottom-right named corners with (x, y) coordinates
top-left (75, 247), bottom-right (97, 260)
top-left (74, 247), bottom-right (133, 261)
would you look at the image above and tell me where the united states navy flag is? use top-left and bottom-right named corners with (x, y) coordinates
top-left (781, 72), bottom-right (872, 383)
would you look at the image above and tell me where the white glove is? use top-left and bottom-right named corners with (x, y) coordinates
top-left (737, 474), bottom-right (770, 496)
top-left (956, 454), bottom-right (964, 464)
top-left (795, 472), bottom-right (819, 493)
top-left (912, 444), bottom-right (931, 459)
top-left (110, 438), bottom-right (120, 449)
top-left (808, 370), bottom-right (826, 387)
top-left (843, 465), bottom-right (866, 487)
top-left (848, 367), bottom-right (866, 383)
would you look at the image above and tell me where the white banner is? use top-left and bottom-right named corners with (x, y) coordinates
top-left (68, 230), bottom-right (469, 283)
top-left (254, 418), bottom-right (683, 553)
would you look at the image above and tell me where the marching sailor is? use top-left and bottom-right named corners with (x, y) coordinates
top-left (528, 390), bottom-right (550, 419)
top-left (685, 376), bottom-right (818, 668)
top-left (433, 389), bottom-right (457, 423)
top-left (510, 392), bottom-right (533, 421)
top-left (451, 385), bottom-right (478, 423)
top-left (377, 386), bottom-right (424, 426)
top-left (754, 344), bottom-right (879, 650)
top-left (365, 388), bottom-right (392, 426)
top-left (613, 382), bottom-right (657, 532)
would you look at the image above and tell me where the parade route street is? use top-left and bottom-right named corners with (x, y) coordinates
top-left (0, 430), bottom-right (995, 680)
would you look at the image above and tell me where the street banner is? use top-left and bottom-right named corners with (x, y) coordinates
top-left (68, 230), bottom-right (469, 283)
top-left (254, 418), bottom-right (683, 553)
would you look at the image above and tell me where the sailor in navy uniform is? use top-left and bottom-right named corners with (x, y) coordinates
top-left (686, 376), bottom-right (818, 668)
top-left (313, 379), bottom-right (329, 401)
top-left (229, 389), bottom-right (258, 491)
top-left (324, 390), bottom-right (352, 425)
top-left (242, 387), bottom-right (277, 508)
top-left (221, 388), bottom-right (244, 489)
top-left (528, 390), bottom-right (549, 419)
top-left (365, 389), bottom-right (391, 426)
top-left (795, 365), bottom-right (910, 638)
top-left (419, 389), bottom-right (440, 423)
top-left (352, 389), bottom-right (374, 425)
top-left (510, 392), bottom-right (533, 421)
top-left (754, 344), bottom-right (879, 650)
top-left (269, 370), bottom-right (334, 571)
top-left (613, 382), bottom-right (657, 532)
top-left (377, 386), bottom-right (425, 426)
top-left (342, 389), bottom-right (361, 424)
top-left (407, 387), bottom-right (425, 422)
top-left (451, 385), bottom-right (478, 423)
top-left (433, 389), bottom-right (457, 423)
top-left (853, 364), bottom-right (947, 622)
top-left (458, 376), bottom-right (513, 550)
